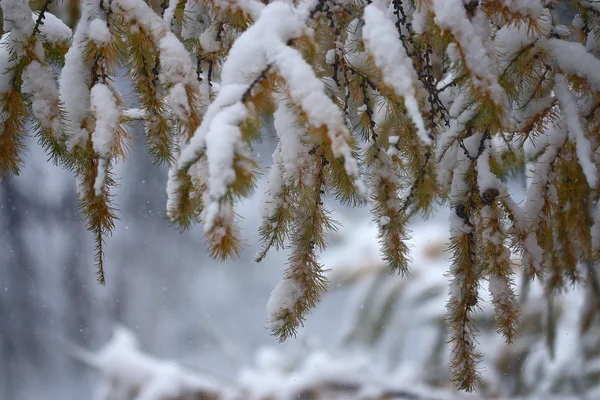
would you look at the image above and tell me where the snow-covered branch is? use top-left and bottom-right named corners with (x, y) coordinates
top-left (2, 0), bottom-right (600, 393)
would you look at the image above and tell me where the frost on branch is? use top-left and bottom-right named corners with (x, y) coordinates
top-left (3, 0), bottom-right (600, 393)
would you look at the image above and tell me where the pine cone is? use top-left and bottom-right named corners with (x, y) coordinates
top-left (481, 188), bottom-right (499, 206)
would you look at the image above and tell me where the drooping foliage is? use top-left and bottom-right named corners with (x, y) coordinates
top-left (2, 0), bottom-right (600, 391)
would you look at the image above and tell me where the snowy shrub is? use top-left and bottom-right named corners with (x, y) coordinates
top-left (1, 0), bottom-right (600, 392)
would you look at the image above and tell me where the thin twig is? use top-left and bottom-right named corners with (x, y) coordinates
top-left (33, 0), bottom-right (54, 35)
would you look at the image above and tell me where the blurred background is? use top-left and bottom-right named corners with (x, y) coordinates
top-left (1, 1), bottom-right (599, 399)
top-left (2, 119), bottom-right (599, 399)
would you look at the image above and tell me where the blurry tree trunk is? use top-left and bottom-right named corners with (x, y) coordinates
top-left (0, 180), bottom-right (43, 397)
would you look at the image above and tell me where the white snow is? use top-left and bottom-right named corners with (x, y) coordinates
top-left (524, 139), bottom-right (559, 227)
top-left (362, 3), bottom-right (429, 145)
top-left (173, 1), bottom-right (365, 230)
top-left (274, 45), bottom-right (363, 187)
top-left (34, 12), bottom-right (72, 44)
top-left (112, 0), bottom-right (200, 135)
top-left (199, 27), bottom-right (221, 53)
top-left (88, 18), bottom-right (111, 45)
top-left (1, 0), bottom-right (34, 53)
top-left (553, 74), bottom-right (598, 188)
top-left (162, 0), bottom-right (178, 29)
top-left (496, 0), bottom-right (544, 19)
top-left (59, 0), bottom-right (102, 148)
top-left (430, 0), bottom-right (505, 105)
top-left (113, 0), bottom-right (168, 38)
top-left (546, 38), bottom-right (600, 91)
top-left (90, 83), bottom-right (120, 196)
top-left (158, 31), bottom-right (197, 88)
top-left (181, 0), bottom-right (204, 40)
top-left (261, 99), bottom-right (310, 221)
top-left (158, 31), bottom-right (200, 126)
top-left (22, 61), bottom-right (63, 138)
top-left (81, 327), bottom-right (221, 400)
top-left (202, 102), bottom-right (248, 230)
top-left (477, 141), bottom-right (503, 193)
top-left (266, 278), bottom-right (304, 331)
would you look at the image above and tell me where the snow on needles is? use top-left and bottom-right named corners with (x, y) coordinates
top-left (89, 18), bottom-right (111, 45)
top-left (175, 1), bottom-right (364, 231)
top-left (476, 142), bottom-right (503, 194)
top-left (0, 0), bottom-right (34, 53)
top-left (90, 83), bottom-right (120, 196)
top-left (22, 61), bottom-right (62, 138)
top-left (497, 0), bottom-right (544, 19)
top-left (266, 279), bottom-right (304, 331)
top-left (362, 2), bottom-right (429, 146)
top-left (272, 100), bottom-right (310, 187)
top-left (273, 45), bottom-right (363, 186)
top-left (430, 0), bottom-right (505, 105)
top-left (162, 0), bottom-right (179, 29)
top-left (112, 0), bottom-right (200, 134)
top-left (554, 74), bottom-right (597, 188)
top-left (203, 101), bottom-right (249, 229)
top-left (113, 0), bottom-right (200, 122)
top-left (158, 31), bottom-right (199, 120)
top-left (59, 0), bottom-right (102, 148)
top-left (546, 38), bottom-right (600, 91)
top-left (34, 12), bottom-right (72, 44)
top-left (261, 99), bottom-right (310, 221)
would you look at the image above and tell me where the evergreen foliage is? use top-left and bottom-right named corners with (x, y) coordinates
top-left (1, 0), bottom-right (600, 392)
